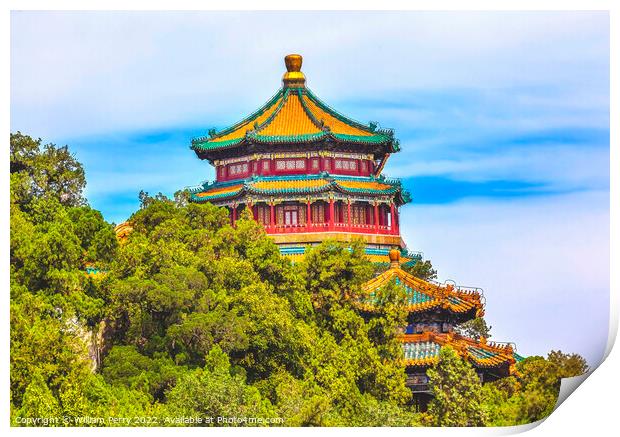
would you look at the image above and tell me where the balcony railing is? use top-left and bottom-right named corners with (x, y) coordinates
top-left (269, 222), bottom-right (399, 235)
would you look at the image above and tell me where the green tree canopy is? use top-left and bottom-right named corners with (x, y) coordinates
top-left (426, 347), bottom-right (487, 426)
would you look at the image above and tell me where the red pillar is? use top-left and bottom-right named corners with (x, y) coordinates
top-left (269, 203), bottom-right (275, 231)
top-left (328, 198), bottom-right (335, 231)
top-left (394, 207), bottom-right (400, 234)
top-left (347, 200), bottom-right (352, 231)
top-left (374, 202), bottom-right (379, 232)
top-left (306, 200), bottom-right (312, 232)
top-left (390, 202), bottom-right (396, 234)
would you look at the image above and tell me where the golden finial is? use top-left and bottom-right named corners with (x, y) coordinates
top-left (282, 54), bottom-right (306, 88)
top-left (389, 247), bottom-right (401, 269)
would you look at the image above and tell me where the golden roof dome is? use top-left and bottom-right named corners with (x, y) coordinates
top-left (282, 54), bottom-right (306, 88)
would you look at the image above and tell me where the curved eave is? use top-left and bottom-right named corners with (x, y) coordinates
top-left (190, 191), bottom-right (242, 203)
top-left (400, 333), bottom-right (517, 373)
top-left (192, 131), bottom-right (395, 154)
top-left (248, 183), bottom-right (332, 195)
top-left (354, 299), bottom-right (480, 317)
top-left (360, 268), bottom-right (484, 316)
top-left (190, 175), bottom-right (407, 203)
top-left (334, 185), bottom-right (398, 196)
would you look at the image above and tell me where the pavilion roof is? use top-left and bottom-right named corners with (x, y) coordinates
top-left (189, 174), bottom-right (411, 205)
top-left (400, 332), bottom-right (521, 373)
top-left (357, 250), bottom-right (485, 318)
top-left (191, 55), bottom-right (398, 158)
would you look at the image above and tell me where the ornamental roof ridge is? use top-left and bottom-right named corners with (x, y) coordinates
top-left (191, 89), bottom-right (284, 145)
top-left (304, 87), bottom-right (383, 134)
top-left (298, 88), bottom-right (329, 134)
top-left (247, 88), bottom-right (292, 138)
top-left (359, 265), bottom-right (485, 316)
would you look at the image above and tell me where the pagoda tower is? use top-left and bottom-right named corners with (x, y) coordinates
top-left (189, 54), bottom-right (418, 265)
top-left (359, 249), bottom-right (523, 411)
top-left (187, 55), bottom-right (522, 411)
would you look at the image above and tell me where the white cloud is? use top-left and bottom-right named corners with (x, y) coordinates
top-left (11, 11), bottom-right (609, 139)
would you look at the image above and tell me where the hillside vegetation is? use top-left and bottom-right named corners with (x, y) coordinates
top-left (10, 132), bottom-right (587, 427)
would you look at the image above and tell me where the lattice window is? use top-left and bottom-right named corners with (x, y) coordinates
top-left (311, 159), bottom-right (319, 170)
top-left (257, 205), bottom-right (269, 225)
top-left (262, 160), bottom-right (270, 171)
top-left (276, 159), bottom-right (305, 171)
top-left (312, 203), bottom-right (326, 223)
top-left (228, 162), bottom-right (249, 176)
top-left (283, 205), bottom-right (300, 226)
top-left (334, 159), bottom-right (358, 171)
top-left (352, 204), bottom-right (367, 225)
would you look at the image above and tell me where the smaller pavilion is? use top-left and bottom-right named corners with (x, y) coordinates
top-left (359, 249), bottom-right (523, 410)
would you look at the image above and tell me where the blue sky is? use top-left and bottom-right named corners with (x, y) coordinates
top-left (11, 11), bottom-right (609, 366)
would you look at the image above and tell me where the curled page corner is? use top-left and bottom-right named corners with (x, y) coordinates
top-left (554, 373), bottom-right (591, 411)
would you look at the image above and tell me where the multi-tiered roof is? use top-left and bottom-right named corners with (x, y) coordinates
top-left (361, 249), bottom-right (522, 384)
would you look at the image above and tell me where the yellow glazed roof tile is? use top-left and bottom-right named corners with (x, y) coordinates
top-left (195, 184), bottom-right (244, 198)
top-left (258, 93), bottom-right (322, 136)
top-left (303, 95), bottom-right (373, 137)
top-left (252, 178), bottom-right (329, 191)
top-left (212, 95), bottom-right (283, 143)
top-left (336, 180), bottom-right (394, 191)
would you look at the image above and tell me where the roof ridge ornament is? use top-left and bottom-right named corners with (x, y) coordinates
top-left (389, 247), bottom-right (401, 269)
top-left (282, 54), bottom-right (306, 88)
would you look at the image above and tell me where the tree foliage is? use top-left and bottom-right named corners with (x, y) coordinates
top-left (426, 347), bottom-right (487, 426)
top-left (454, 317), bottom-right (492, 341)
top-left (10, 132), bottom-right (589, 427)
